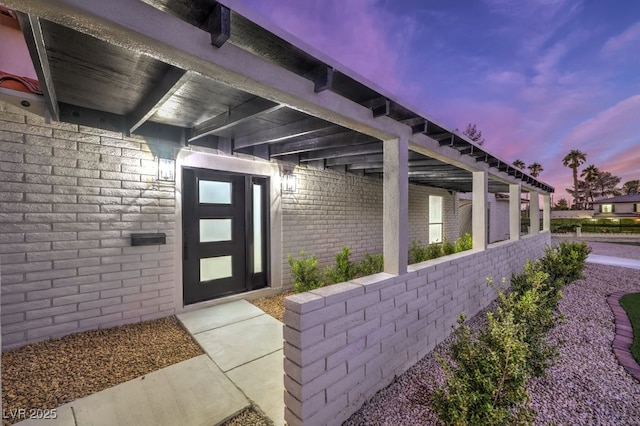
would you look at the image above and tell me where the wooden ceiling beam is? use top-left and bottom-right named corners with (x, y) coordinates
top-left (190, 96), bottom-right (283, 142)
top-left (208, 2), bottom-right (230, 47)
top-left (17, 13), bottom-right (59, 121)
top-left (127, 67), bottom-right (189, 135)
top-left (233, 118), bottom-right (336, 149)
top-left (299, 142), bottom-right (381, 162)
top-left (269, 131), bottom-right (375, 156)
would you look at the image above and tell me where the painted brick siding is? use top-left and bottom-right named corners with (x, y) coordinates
top-left (458, 193), bottom-right (509, 243)
top-left (283, 232), bottom-right (551, 426)
top-left (281, 165), bottom-right (458, 287)
top-left (0, 109), bottom-right (179, 349)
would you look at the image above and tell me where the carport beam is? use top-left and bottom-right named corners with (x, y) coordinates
top-left (383, 137), bottom-right (408, 275)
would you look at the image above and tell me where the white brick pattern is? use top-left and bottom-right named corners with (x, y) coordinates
top-left (0, 111), bottom-right (177, 349)
top-left (283, 232), bottom-right (551, 425)
top-left (281, 165), bottom-right (458, 287)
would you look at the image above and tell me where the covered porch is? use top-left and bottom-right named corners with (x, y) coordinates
top-left (1, 0), bottom-right (554, 424)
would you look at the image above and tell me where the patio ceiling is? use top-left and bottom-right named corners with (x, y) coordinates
top-left (7, 0), bottom-right (553, 194)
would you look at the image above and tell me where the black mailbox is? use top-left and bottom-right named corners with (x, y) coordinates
top-left (130, 233), bottom-right (166, 246)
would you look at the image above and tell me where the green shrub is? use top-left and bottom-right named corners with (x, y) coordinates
top-left (356, 253), bottom-right (384, 276)
top-left (434, 241), bottom-right (590, 424)
top-left (539, 241), bottom-right (591, 286)
top-left (511, 260), bottom-right (562, 313)
top-left (455, 233), bottom-right (473, 252)
top-left (434, 312), bottom-right (533, 426)
top-left (425, 243), bottom-right (443, 260)
top-left (288, 251), bottom-right (323, 293)
top-left (501, 268), bottom-right (559, 377)
top-left (324, 246), bottom-right (357, 284)
top-left (442, 239), bottom-right (456, 256)
top-left (409, 240), bottom-right (429, 264)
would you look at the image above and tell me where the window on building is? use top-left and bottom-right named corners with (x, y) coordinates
top-left (601, 204), bottom-right (613, 213)
top-left (429, 195), bottom-right (443, 243)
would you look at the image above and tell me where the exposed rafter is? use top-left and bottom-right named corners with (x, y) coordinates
top-left (326, 153), bottom-right (384, 167)
top-left (306, 65), bottom-right (334, 93)
top-left (233, 118), bottom-right (336, 150)
top-left (270, 131), bottom-right (376, 156)
top-left (299, 143), bottom-right (381, 162)
top-left (190, 97), bottom-right (284, 142)
top-left (371, 98), bottom-right (390, 117)
top-left (127, 67), bottom-right (189, 134)
top-left (208, 2), bottom-right (230, 47)
top-left (58, 102), bottom-right (185, 141)
top-left (17, 13), bottom-right (59, 121)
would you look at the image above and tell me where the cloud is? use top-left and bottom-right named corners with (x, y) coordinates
top-left (602, 22), bottom-right (640, 57)
top-left (236, 0), bottom-right (417, 99)
top-left (482, 0), bottom-right (584, 55)
top-left (563, 94), bottom-right (640, 158)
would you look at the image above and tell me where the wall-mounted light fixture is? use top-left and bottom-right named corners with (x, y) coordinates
top-left (282, 173), bottom-right (297, 193)
top-left (158, 157), bottom-right (175, 182)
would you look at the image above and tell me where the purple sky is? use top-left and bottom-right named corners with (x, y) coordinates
top-left (238, 0), bottom-right (640, 202)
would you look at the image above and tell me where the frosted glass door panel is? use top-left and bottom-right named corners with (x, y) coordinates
top-left (253, 184), bottom-right (262, 273)
top-left (199, 180), bottom-right (231, 204)
top-left (199, 219), bottom-right (232, 242)
top-left (200, 256), bottom-right (233, 282)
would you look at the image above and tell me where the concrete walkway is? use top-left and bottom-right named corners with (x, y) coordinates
top-left (178, 300), bottom-right (285, 425)
top-left (586, 254), bottom-right (640, 270)
top-left (16, 300), bottom-right (284, 426)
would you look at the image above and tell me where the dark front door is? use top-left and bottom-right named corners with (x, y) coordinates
top-left (182, 167), bottom-right (268, 305)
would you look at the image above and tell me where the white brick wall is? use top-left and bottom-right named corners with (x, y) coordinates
top-left (283, 232), bottom-right (551, 426)
top-left (0, 110), bottom-right (179, 349)
top-left (281, 165), bottom-right (458, 286)
top-left (459, 193), bottom-right (510, 243)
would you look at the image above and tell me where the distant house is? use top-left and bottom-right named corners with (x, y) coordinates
top-left (592, 194), bottom-right (640, 218)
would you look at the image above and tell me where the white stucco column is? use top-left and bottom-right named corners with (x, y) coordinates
top-left (530, 191), bottom-right (540, 234)
top-left (383, 137), bottom-right (409, 275)
top-left (509, 183), bottom-right (521, 241)
top-left (542, 193), bottom-right (551, 232)
top-left (472, 171), bottom-right (488, 250)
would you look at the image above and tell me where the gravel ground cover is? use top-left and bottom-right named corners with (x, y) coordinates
top-left (1, 316), bottom-right (203, 426)
top-left (345, 242), bottom-right (640, 426)
top-left (222, 405), bottom-right (273, 426)
top-left (0, 290), bottom-right (289, 426)
top-left (250, 291), bottom-right (293, 322)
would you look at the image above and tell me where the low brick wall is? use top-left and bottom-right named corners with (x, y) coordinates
top-left (282, 232), bottom-right (551, 425)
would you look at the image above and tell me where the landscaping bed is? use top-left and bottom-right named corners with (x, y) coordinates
top-left (345, 253), bottom-right (640, 424)
top-left (1, 316), bottom-right (203, 426)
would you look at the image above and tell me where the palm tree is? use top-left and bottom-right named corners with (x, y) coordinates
top-left (512, 159), bottom-right (526, 170)
top-left (527, 162), bottom-right (543, 178)
top-left (580, 164), bottom-right (599, 207)
top-left (562, 150), bottom-right (586, 209)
